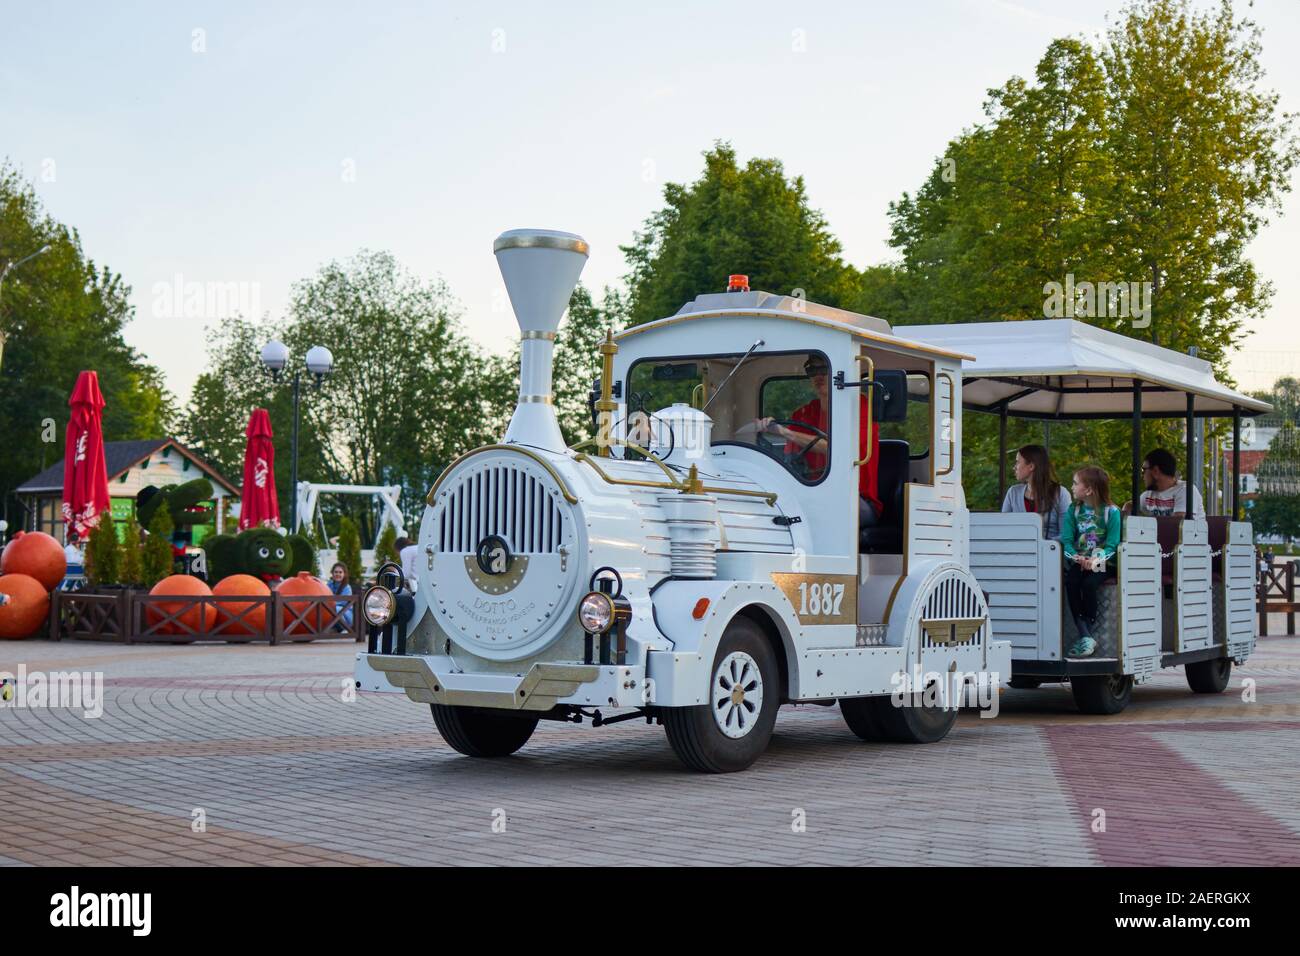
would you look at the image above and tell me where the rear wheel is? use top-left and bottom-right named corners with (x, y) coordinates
top-left (1070, 674), bottom-right (1133, 715)
top-left (663, 617), bottom-right (779, 773)
top-left (1007, 677), bottom-right (1042, 690)
top-left (840, 684), bottom-right (958, 744)
top-left (431, 705), bottom-right (539, 757)
top-left (1186, 657), bottom-right (1232, 694)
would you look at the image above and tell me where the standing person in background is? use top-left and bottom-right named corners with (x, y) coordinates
top-left (395, 536), bottom-right (419, 593)
top-left (1001, 444), bottom-right (1071, 540)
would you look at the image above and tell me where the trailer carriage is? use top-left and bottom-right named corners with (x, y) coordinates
top-left (898, 321), bottom-right (1269, 713)
top-left (357, 228), bottom-right (1013, 772)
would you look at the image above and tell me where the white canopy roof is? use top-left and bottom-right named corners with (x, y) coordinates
top-left (895, 320), bottom-right (1270, 418)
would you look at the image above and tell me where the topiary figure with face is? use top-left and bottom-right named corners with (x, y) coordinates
top-left (203, 527), bottom-right (314, 585)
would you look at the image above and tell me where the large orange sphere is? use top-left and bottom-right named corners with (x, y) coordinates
top-left (0, 574), bottom-right (51, 639)
top-left (211, 574), bottom-right (270, 636)
top-left (1, 531), bottom-right (67, 592)
top-left (146, 574), bottom-right (212, 636)
top-left (277, 571), bottom-right (332, 635)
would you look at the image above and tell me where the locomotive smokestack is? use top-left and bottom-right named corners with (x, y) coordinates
top-left (494, 228), bottom-right (590, 450)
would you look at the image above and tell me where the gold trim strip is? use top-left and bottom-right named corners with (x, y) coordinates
top-left (571, 439), bottom-right (778, 505)
top-left (518, 394), bottom-right (554, 404)
top-left (425, 444), bottom-right (579, 506)
top-left (520, 330), bottom-right (557, 341)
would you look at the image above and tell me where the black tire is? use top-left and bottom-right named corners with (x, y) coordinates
top-left (663, 616), bottom-right (779, 773)
top-left (840, 685), bottom-right (958, 744)
top-left (1070, 674), bottom-right (1133, 715)
top-left (430, 704), bottom-right (539, 757)
top-left (1007, 677), bottom-right (1042, 690)
top-left (1186, 657), bottom-right (1232, 694)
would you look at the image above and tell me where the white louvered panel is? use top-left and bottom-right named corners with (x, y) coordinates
top-left (432, 461), bottom-right (565, 555)
top-left (1119, 518), bottom-right (1161, 670)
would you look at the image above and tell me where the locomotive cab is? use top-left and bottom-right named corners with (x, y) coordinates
top-left (357, 229), bottom-right (1010, 773)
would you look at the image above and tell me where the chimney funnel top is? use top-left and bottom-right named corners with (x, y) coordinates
top-left (494, 229), bottom-right (590, 256)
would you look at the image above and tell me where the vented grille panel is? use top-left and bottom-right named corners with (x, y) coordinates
top-left (435, 464), bottom-right (565, 554)
top-left (920, 576), bottom-right (986, 649)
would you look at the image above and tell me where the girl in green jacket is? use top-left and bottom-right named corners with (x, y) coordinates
top-left (1061, 465), bottom-right (1122, 658)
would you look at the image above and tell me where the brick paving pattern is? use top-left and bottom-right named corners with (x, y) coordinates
top-left (1, 633), bottom-right (1297, 865)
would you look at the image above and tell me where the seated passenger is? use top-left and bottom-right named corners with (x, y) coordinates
top-left (1062, 466), bottom-right (1121, 659)
top-left (1001, 444), bottom-right (1070, 540)
top-left (756, 355), bottom-right (882, 527)
top-left (1123, 448), bottom-right (1205, 517)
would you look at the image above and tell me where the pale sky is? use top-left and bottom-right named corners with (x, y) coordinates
top-left (4, 0), bottom-right (1298, 400)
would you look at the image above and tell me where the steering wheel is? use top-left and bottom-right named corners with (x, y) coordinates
top-left (762, 419), bottom-right (830, 468)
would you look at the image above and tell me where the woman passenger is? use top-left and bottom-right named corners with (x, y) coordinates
top-left (1061, 466), bottom-right (1121, 658)
top-left (1001, 444), bottom-right (1071, 540)
top-left (328, 561), bottom-right (354, 631)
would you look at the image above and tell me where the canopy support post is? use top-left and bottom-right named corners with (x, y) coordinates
top-left (1185, 392), bottom-right (1196, 519)
top-left (998, 406), bottom-right (1008, 503)
top-left (1232, 406), bottom-right (1242, 521)
top-left (1132, 381), bottom-right (1143, 511)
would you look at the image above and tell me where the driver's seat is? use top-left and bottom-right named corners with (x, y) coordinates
top-left (860, 439), bottom-right (909, 553)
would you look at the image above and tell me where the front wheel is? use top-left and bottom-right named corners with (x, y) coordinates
top-left (663, 617), bottom-right (779, 773)
top-left (1186, 657), bottom-right (1232, 694)
top-left (1070, 674), bottom-right (1133, 715)
top-left (431, 705), bottom-right (539, 757)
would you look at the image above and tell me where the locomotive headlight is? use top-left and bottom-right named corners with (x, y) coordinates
top-left (363, 586), bottom-right (397, 627)
top-left (578, 591), bottom-right (615, 633)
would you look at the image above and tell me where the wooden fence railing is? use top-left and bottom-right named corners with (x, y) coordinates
top-left (50, 590), bottom-right (363, 644)
top-left (1259, 562), bottom-right (1298, 636)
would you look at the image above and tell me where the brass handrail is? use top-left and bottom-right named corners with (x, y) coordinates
top-left (854, 353), bottom-right (875, 468)
top-left (570, 437), bottom-right (778, 505)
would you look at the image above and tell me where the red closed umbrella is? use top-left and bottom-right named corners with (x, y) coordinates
top-left (62, 370), bottom-right (112, 542)
top-left (239, 408), bottom-right (280, 530)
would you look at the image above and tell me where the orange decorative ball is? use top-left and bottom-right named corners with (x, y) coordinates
top-left (1, 531), bottom-right (67, 592)
top-left (146, 574), bottom-right (213, 636)
top-left (276, 571), bottom-right (332, 635)
top-left (0, 574), bottom-right (51, 639)
top-left (211, 574), bottom-right (270, 636)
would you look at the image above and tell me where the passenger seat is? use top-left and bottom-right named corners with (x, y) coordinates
top-left (860, 439), bottom-right (909, 553)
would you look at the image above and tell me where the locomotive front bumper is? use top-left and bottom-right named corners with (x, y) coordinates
top-left (356, 653), bottom-right (649, 711)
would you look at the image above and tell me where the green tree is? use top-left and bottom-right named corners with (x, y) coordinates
top-left (372, 522), bottom-right (399, 568)
top-left (337, 515), bottom-right (362, 585)
top-left (886, 38), bottom-right (1112, 326)
top-left (1100, 0), bottom-right (1298, 364)
top-left (118, 515), bottom-right (144, 586)
top-left (550, 283), bottom-right (627, 445)
top-left (182, 251), bottom-right (515, 531)
top-left (0, 162), bottom-right (174, 522)
top-left (83, 513), bottom-right (120, 587)
top-left (621, 143), bottom-right (861, 327)
top-left (141, 508), bottom-right (174, 586)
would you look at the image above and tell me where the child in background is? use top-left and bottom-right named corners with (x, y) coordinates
top-left (1061, 466), bottom-right (1121, 658)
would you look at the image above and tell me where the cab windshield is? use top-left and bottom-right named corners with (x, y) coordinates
top-left (626, 351), bottom-right (833, 484)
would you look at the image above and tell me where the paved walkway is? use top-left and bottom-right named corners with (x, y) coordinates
top-left (1, 635), bottom-right (1297, 866)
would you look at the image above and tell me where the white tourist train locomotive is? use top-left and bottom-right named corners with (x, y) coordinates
top-left (353, 227), bottom-right (1258, 775)
top-left (355, 228), bottom-right (1010, 772)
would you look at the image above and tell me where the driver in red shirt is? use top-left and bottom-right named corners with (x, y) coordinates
top-left (757, 355), bottom-right (882, 527)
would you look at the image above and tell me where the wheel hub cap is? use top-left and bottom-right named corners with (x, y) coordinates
top-left (713, 651), bottom-right (763, 739)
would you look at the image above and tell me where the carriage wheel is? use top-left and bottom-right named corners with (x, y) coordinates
top-left (1070, 673), bottom-right (1133, 715)
top-left (1185, 657), bottom-right (1232, 694)
top-left (841, 683), bottom-right (958, 744)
